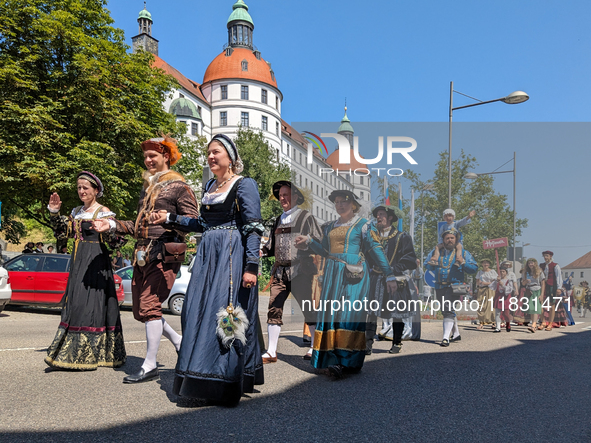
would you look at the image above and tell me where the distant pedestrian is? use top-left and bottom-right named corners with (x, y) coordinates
top-left (47, 246), bottom-right (54, 254)
top-left (34, 242), bottom-right (44, 253)
top-left (22, 242), bottom-right (35, 254)
top-left (112, 250), bottom-right (123, 271)
top-left (122, 254), bottom-right (131, 267)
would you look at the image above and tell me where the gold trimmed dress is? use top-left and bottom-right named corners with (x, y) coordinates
top-left (308, 216), bottom-right (393, 369)
top-left (45, 206), bottom-right (126, 370)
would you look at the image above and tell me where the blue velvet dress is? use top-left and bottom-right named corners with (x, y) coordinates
top-left (169, 177), bottom-right (264, 405)
top-left (308, 216), bottom-right (393, 369)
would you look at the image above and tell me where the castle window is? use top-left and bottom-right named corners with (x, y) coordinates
top-left (220, 112), bottom-right (227, 126)
top-left (276, 121), bottom-right (279, 136)
top-left (191, 122), bottom-right (199, 136)
top-left (261, 89), bottom-right (267, 104)
top-left (221, 85), bottom-right (228, 100)
top-left (241, 85), bottom-right (249, 100)
top-left (241, 112), bottom-right (249, 127)
top-left (262, 115), bottom-right (268, 131)
top-left (197, 106), bottom-right (202, 117)
top-left (276, 96), bottom-right (279, 109)
top-left (242, 60), bottom-right (248, 71)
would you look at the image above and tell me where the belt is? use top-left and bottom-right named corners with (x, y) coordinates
top-left (136, 237), bottom-right (179, 247)
top-left (276, 259), bottom-right (300, 267)
top-left (204, 225), bottom-right (238, 232)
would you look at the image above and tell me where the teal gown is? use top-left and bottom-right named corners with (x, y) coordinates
top-left (308, 216), bottom-right (393, 369)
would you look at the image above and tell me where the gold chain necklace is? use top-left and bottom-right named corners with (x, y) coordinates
top-left (215, 174), bottom-right (236, 192)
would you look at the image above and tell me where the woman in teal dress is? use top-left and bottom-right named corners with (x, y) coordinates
top-left (296, 190), bottom-right (396, 378)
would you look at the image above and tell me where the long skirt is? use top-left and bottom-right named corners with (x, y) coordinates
top-left (312, 253), bottom-right (368, 370)
top-left (45, 237), bottom-right (126, 370)
top-left (513, 287), bottom-right (532, 323)
top-left (173, 228), bottom-right (263, 405)
top-left (476, 287), bottom-right (495, 324)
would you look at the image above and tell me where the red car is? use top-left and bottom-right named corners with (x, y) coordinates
top-left (5, 253), bottom-right (124, 306)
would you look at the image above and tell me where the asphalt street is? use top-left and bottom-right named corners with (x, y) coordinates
top-left (1, 297), bottom-right (590, 443)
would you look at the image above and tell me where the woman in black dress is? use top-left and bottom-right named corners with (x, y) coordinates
top-left (45, 171), bottom-right (126, 370)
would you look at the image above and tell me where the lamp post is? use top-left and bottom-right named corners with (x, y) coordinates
top-left (465, 151), bottom-right (517, 270)
top-left (420, 183), bottom-right (434, 267)
top-left (448, 82), bottom-right (528, 207)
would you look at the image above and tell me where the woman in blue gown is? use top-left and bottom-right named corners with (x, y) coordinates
top-left (295, 190), bottom-right (396, 378)
top-left (151, 134), bottom-right (264, 405)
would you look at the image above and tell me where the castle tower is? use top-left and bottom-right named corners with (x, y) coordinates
top-left (132, 3), bottom-right (159, 55)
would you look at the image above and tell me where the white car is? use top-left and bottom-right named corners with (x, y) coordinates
top-left (0, 266), bottom-right (12, 312)
top-left (115, 265), bottom-right (191, 315)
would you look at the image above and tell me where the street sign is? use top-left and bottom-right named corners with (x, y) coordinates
top-left (424, 269), bottom-right (436, 288)
top-left (482, 237), bottom-right (508, 249)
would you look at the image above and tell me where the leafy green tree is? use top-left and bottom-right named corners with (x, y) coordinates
top-left (0, 0), bottom-right (186, 243)
top-left (382, 150), bottom-right (527, 265)
top-left (233, 126), bottom-right (291, 222)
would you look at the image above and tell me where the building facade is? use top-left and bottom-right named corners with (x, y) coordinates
top-left (132, 1), bottom-right (370, 223)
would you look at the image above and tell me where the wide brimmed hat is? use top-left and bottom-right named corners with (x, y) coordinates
top-left (272, 180), bottom-right (305, 205)
top-left (372, 204), bottom-right (404, 222)
top-left (328, 190), bottom-right (360, 205)
top-left (542, 250), bottom-right (554, 256)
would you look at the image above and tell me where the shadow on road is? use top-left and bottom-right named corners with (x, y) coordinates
top-left (2, 329), bottom-right (591, 442)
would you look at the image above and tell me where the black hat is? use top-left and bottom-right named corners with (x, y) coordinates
top-left (372, 204), bottom-right (404, 222)
top-left (328, 190), bottom-right (361, 206)
top-left (272, 181), bottom-right (305, 205)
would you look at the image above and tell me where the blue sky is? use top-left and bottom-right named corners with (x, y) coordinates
top-left (107, 1), bottom-right (591, 266)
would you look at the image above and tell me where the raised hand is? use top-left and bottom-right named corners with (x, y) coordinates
top-left (149, 210), bottom-right (168, 225)
top-left (48, 193), bottom-right (62, 212)
top-left (92, 219), bottom-right (111, 233)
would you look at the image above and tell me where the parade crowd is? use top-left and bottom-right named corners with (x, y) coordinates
top-left (39, 135), bottom-right (584, 407)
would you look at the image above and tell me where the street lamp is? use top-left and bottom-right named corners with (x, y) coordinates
top-left (448, 82), bottom-right (528, 207)
top-left (420, 183), bottom-right (434, 267)
top-left (465, 152), bottom-right (517, 270)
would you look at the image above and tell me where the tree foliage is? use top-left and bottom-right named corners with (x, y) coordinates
top-left (381, 150), bottom-right (527, 265)
top-left (0, 0), bottom-right (187, 242)
top-left (233, 126), bottom-right (291, 223)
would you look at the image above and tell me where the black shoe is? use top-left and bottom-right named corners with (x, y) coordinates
top-left (389, 343), bottom-right (402, 354)
top-left (303, 336), bottom-right (311, 344)
top-left (493, 328), bottom-right (501, 333)
top-left (450, 335), bottom-right (461, 343)
top-left (440, 339), bottom-right (450, 347)
top-left (365, 348), bottom-right (372, 355)
top-left (328, 364), bottom-right (344, 379)
top-left (123, 368), bottom-right (159, 384)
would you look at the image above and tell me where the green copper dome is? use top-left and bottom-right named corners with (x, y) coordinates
top-left (169, 97), bottom-right (201, 119)
top-left (227, 0), bottom-right (254, 26)
top-left (338, 107), bottom-right (354, 133)
top-left (138, 6), bottom-right (152, 21)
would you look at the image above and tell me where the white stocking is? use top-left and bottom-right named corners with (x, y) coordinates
top-left (442, 318), bottom-right (454, 341)
top-left (161, 318), bottom-right (182, 351)
top-left (308, 324), bottom-right (316, 349)
top-left (452, 316), bottom-right (460, 339)
top-left (141, 319), bottom-right (163, 372)
top-left (265, 324), bottom-right (281, 358)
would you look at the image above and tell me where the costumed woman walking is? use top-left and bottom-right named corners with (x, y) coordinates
top-left (490, 267), bottom-right (514, 333)
top-left (45, 172), bottom-right (126, 370)
top-left (521, 258), bottom-right (545, 333)
top-left (150, 134), bottom-right (264, 405)
top-left (294, 190), bottom-right (397, 379)
top-left (475, 259), bottom-right (497, 329)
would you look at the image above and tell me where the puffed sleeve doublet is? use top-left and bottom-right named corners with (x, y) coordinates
top-left (236, 177), bottom-right (264, 275)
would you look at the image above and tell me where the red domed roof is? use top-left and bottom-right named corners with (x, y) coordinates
top-left (326, 149), bottom-right (366, 171)
top-left (203, 48), bottom-right (278, 89)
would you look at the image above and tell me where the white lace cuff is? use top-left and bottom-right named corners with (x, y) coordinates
top-left (47, 205), bottom-right (59, 214)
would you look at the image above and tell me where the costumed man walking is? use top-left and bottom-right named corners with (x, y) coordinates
top-left (539, 250), bottom-right (565, 330)
top-left (366, 204), bottom-right (417, 355)
top-left (261, 181), bottom-right (322, 362)
top-left (94, 136), bottom-right (199, 383)
top-left (425, 228), bottom-right (478, 346)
